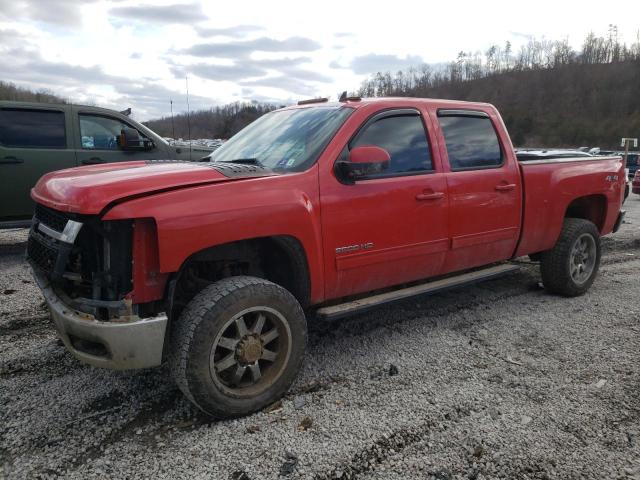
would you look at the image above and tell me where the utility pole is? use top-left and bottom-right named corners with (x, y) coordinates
top-left (170, 99), bottom-right (175, 140)
top-left (186, 76), bottom-right (192, 161)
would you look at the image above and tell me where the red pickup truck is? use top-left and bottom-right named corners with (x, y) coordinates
top-left (27, 97), bottom-right (626, 418)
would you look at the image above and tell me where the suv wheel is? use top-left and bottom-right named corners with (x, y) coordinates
top-left (540, 218), bottom-right (601, 296)
top-left (169, 276), bottom-right (307, 418)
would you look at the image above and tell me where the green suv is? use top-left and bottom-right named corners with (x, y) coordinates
top-left (0, 102), bottom-right (212, 227)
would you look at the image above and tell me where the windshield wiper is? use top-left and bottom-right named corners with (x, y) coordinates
top-left (219, 158), bottom-right (263, 166)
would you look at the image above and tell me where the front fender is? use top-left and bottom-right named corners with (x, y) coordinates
top-left (103, 168), bottom-right (325, 303)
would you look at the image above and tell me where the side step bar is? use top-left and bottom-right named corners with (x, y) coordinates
top-left (316, 263), bottom-right (520, 320)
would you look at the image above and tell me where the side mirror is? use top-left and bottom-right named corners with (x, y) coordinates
top-left (117, 128), bottom-right (154, 151)
top-left (335, 145), bottom-right (390, 182)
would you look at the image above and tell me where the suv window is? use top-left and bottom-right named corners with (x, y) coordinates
top-left (0, 109), bottom-right (66, 148)
top-left (439, 115), bottom-right (502, 170)
top-left (79, 114), bottom-right (143, 150)
top-left (351, 114), bottom-right (432, 175)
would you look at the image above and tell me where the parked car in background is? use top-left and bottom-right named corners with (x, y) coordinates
top-left (0, 101), bottom-right (215, 228)
top-left (199, 141), bottom-right (225, 161)
top-left (633, 170), bottom-right (640, 195)
top-left (625, 152), bottom-right (638, 178)
top-left (588, 148), bottom-right (638, 177)
top-left (589, 147), bottom-right (618, 156)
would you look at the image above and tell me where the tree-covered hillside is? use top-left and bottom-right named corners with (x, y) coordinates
top-left (143, 102), bottom-right (277, 140)
top-left (0, 81), bottom-right (66, 104)
top-left (356, 30), bottom-right (640, 148)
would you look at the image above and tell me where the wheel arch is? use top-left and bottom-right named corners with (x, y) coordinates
top-left (564, 194), bottom-right (607, 232)
top-left (167, 235), bottom-right (311, 321)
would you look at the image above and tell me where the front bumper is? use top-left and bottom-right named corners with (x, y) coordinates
top-left (34, 271), bottom-right (167, 370)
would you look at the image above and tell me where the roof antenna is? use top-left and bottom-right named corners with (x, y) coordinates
top-left (186, 75), bottom-right (192, 161)
top-left (339, 91), bottom-right (347, 102)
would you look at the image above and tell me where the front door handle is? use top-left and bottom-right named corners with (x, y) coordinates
top-left (81, 157), bottom-right (104, 165)
top-left (416, 191), bottom-right (445, 201)
top-left (495, 183), bottom-right (516, 192)
top-left (0, 156), bottom-right (24, 164)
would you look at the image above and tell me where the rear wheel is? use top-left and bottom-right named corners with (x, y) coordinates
top-left (169, 276), bottom-right (307, 418)
top-left (540, 218), bottom-right (601, 296)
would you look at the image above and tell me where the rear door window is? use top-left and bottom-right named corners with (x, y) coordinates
top-left (438, 113), bottom-right (502, 170)
top-left (0, 109), bottom-right (66, 148)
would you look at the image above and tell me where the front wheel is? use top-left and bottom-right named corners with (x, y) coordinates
top-left (169, 276), bottom-right (307, 418)
top-left (540, 218), bottom-right (601, 296)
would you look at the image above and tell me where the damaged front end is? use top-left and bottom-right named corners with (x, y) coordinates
top-left (27, 204), bottom-right (168, 369)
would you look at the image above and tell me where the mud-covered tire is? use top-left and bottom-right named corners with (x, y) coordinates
top-left (540, 218), bottom-right (601, 297)
top-left (169, 276), bottom-right (307, 418)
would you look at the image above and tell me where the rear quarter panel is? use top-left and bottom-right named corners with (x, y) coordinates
top-left (515, 156), bottom-right (624, 257)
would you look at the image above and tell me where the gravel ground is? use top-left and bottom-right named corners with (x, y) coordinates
top-left (1, 199), bottom-right (639, 480)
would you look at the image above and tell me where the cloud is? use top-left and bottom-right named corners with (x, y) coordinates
top-left (0, 0), bottom-right (106, 26)
top-left (349, 53), bottom-right (424, 74)
top-left (0, 28), bottom-right (29, 47)
top-left (240, 88), bottom-right (289, 105)
top-left (279, 67), bottom-right (332, 83)
top-left (112, 82), bottom-right (213, 114)
top-left (181, 36), bottom-right (321, 58)
top-left (334, 32), bottom-right (354, 38)
top-left (253, 56), bottom-right (312, 69)
top-left (171, 63), bottom-right (266, 81)
top-left (509, 31), bottom-right (534, 40)
top-left (239, 76), bottom-right (318, 97)
top-left (171, 56), bottom-right (327, 88)
top-left (0, 46), bottom-right (212, 119)
top-left (6, 54), bottom-right (124, 86)
top-left (109, 2), bottom-right (205, 24)
top-left (195, 25), bottom-right (264, 38)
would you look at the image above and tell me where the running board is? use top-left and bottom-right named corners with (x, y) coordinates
top-left (316, 263), bottom-right (520, 320)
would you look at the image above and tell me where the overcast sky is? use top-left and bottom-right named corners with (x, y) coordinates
top-left (1, 0), bottom-right (639, 121)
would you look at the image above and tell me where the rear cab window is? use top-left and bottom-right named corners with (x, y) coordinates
top-left (0, 108), bottom-right (66, 148)
top-left (438, 110), bottom-right (502, 171)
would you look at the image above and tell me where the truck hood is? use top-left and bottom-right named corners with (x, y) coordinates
top-left (31, 160), bottom-right (273, 215)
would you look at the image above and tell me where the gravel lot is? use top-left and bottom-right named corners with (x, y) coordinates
top-left (1, 198), bottom-right (639, 480)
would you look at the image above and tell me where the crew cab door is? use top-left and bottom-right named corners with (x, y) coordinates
top-left (0, 105), bottom-right (75, 222)
top-left (73, 108), bottom-right (163, 165)
top-left (434, 109), bottom-right (522, 273)
top-left (320, 108), bottom-right (449, 299)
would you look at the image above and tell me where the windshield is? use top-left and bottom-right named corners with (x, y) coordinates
top-left (210, 106), bottom-right (353, 172)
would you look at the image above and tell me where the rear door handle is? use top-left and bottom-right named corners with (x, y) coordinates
top-left (416, 191), bottom-right (445, 201)
top-left (495, 183), bottom-right (516, 192)
top-left (0, 156), bottom-right (24, 164)
top-left (81, 157), bottom-right (104, 165)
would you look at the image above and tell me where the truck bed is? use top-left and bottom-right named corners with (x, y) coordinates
top-left (515, 155), bottom-right (624, 257)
